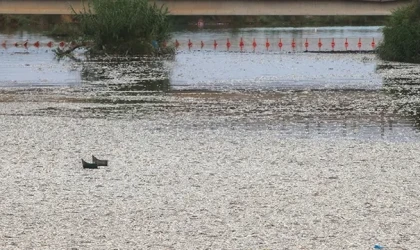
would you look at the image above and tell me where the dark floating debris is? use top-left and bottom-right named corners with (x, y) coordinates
top-left (92, 155), bottom-right (108, 166)
top-left (82, 159), bottom-right (98, 169)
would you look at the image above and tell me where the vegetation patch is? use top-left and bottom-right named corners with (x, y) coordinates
top-left (70, 0), bottom-right (173, 55)
top-left (378, 0), bottom-right (420, 63)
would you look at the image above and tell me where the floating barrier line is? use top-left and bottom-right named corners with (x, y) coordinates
top-left (1, 41), bottom-right (67, 48)
top-left (0, 40), bottom-right (94, 49)
top-left (170, 37), bottom-right (379, 51)
top-left (1, 37), bottom-right (379, 52)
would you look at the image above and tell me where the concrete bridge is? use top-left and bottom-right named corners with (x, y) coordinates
top-left (0, 0), bottom-right (411, 16)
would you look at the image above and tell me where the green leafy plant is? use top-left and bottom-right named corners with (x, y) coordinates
top-left (71, 0), bottom-right (172, 55)
top-left (378, 0), bottom-right (420, 63)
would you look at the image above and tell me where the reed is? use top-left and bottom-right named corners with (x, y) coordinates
top-left (377, 0), bottom-right (420, 63)
top-left (72, 0), bottom-right (172, 55)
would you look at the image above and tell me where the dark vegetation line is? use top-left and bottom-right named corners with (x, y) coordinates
top-left (0, 15), bottom-right (388, 30)
top-left (169, 15), bottom-right (389, 29)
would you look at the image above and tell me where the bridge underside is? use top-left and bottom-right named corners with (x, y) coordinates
top-left (0, 0), bottom-right (410, 15)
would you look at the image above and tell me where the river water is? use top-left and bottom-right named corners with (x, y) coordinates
top-left (1, 26), bottom-right (418, 141)
top-left (1, 26), bottom-right (420, 249)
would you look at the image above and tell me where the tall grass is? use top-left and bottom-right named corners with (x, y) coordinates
top-left (72, 0), bottom-right (172, 55)
top-left (377, 0), bottom-right (420, 63)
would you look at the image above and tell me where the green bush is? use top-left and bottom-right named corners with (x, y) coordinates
top-left (72, 0), bottom-right (172, 55)
top-left (378, 0), bottom-right (420, 63)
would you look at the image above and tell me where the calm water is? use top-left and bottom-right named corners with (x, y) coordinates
top-left (172, 26), bottom-right (383, 51)
top-left (1, 26), bottom-right (420, 141)
top-left (0, 26), bottom-right (383, 87)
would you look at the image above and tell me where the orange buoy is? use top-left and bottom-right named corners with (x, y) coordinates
top-left (357, 38), bottom-right (362, 50)
top-left (344, 38), bottom-right (349, 50)
top-left (371, 38), bottom-right (375, 49)
top-left (291, 38), bottom-right (296, 50)
top-left (226, 38), bottom-right (231, 50)
top-left (265, 38), bottom-right (270, 50)
top-left (278, 38), bottom-right (283, 50)
top-left (239, 37), bottom-right (244, 51)
top-left (34, 41), bottom-right (40, 48)
top-left (213, 40), bottom-right (218, 50)
top-left (304, 38), bottom-right (309, 51)
top-left (318, 38), bottom-right (322, 50)
top-left (331, 38), bottom-right (335, 50)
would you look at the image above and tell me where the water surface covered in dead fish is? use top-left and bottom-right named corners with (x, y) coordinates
top-left (1, 27), bottom-right (420, 249)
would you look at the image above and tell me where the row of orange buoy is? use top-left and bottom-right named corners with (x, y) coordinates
top-left (1, 40), bottom-right (72, 49)
top-left (173, 37), bottom-right (377, 51)
top-left (1, 38), bottom-right (378, 51)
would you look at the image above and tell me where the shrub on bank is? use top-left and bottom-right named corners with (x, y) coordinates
top-left (72, 0), bottom-right (172, 55)
top-left (377, 0), bottom-right (420, 63)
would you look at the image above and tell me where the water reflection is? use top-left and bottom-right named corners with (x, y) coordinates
top-left (170, 51), bottom-right (382, 91)
top-left (80, 55), bottom-right (173, 93)
top-left (113, 79), bottom-right (170, 92)
top-left (0, 30), bottom-right (82, 87)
